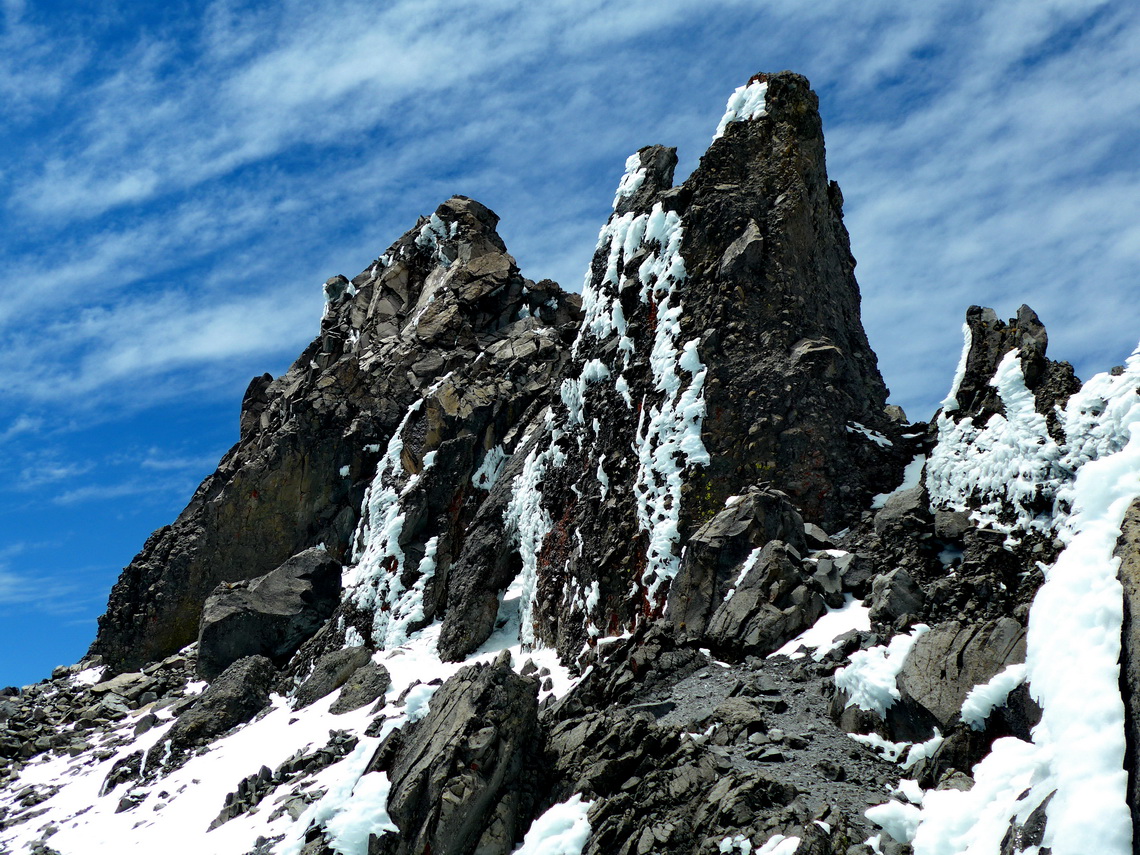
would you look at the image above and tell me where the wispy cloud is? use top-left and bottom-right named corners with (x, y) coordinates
top-left (18, 460), bottom-right (94, 489)
top-left (0, 415), bottom-right (42, 444)
top-left (52, 478), bottom-right (186, 507)
top-left (1, 0), bottom-right (1137, 428)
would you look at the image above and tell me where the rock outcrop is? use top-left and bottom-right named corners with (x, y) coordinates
top-left (197, 547), bottom-right (342, 679)
top-left (4, 70), bottom-right (1137, 855)
top-left (366, 658), bottom-right (540, 855)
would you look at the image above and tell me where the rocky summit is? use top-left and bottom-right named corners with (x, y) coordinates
top-left (1, 71), bottom-right (1138, 855)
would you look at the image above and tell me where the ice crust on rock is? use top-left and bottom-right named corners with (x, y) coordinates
top-left (504, 430), bottom-right (558, 647)
top-left (713, 78), bottom-right (769, 140)
top-left (561, 197), bottom-right (709, 611)
top-left (873, 348), bottom-right (1140, 855)
top-left (343, 400), bottom-right (427, 649)
top-left (960, 662), bottom-right (1028, 731)
top-left (940, 322), bottom-right (971, 412)
top-left (927, 349), bottom-right (1063, 536)
top-left (630, 208), bottom-right (710, 602)
top-left (612, 151), bottom-right (647, 209)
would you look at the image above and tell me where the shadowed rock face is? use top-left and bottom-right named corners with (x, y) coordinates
top-left (196, 547), bottom-right (342, 679)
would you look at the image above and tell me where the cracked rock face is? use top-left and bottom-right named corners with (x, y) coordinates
top-left (367, 659), bottom-right (541, 855)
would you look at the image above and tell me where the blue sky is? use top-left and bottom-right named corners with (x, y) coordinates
top-left (1, 0), bottom-right (1137, 687)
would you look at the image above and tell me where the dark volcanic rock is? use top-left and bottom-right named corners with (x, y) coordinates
top-left (366, 658), bottom-right (540, 855)
top-left (1116, 497), bottom-right (1140, 847)
top-left (440, 71), bottom-right (906, 664)
top-left (159, 656), bottom-right (275, 761)
top-left (668, 486), bottom-right (806, 638)
top-left (293, 647), bottom-right (373, 710)
top-left (92, 195), bottom-right (581, 672)
top-left (197, 547), bottom-right (342, 679)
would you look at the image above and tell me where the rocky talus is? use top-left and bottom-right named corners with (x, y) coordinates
top-left (1, 71), bottom-right (1138, 855)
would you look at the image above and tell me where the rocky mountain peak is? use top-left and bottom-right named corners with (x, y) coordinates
top-left (941, 303), bottom-right (1080, 439)
top-left (90, 193), bottom-right (581, 673)
top-left (6, 71), bottom-right (1137, 855)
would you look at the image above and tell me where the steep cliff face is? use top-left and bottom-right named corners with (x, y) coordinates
top-left (92, 196), bottom-right (582, 671)
top-left (4, 71), bottom-right (1139, 855)
top-left (440, 71), bottom-right (903, 663)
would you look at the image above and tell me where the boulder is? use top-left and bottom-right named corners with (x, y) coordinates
top-left (933, 509), bottom-right (972, 541)
top-left (897, 618), bottom-right (1026, 729)
top-left (704, 541), bottom-right (825, 659)
top-left (197, 547), bottom-right (342, 679)
top-left (366, 658), bottom-right (540, 855)
top-left (89, 672), bottom-right (156, 701)
top-left (294, 646), bottom-right (373, 710)
top-left (330, 662), bottom-right (392, 715)
top-left (668, 487), bottom-right (806, 637)
top-left (160, 656), bottom-right (276, 759)
top-left (868, 568), bottom-right (925, 624)
top-left (873, 485), bottom-right (930, 536)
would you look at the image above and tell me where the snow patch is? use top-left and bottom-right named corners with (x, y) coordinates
top-left (871, 454), bottom-right (925, 510)
top-left (714, 79), bottom-right (769, 140)
top-left (513, 794), bottom-right (593, 855)
top-left (834, 625), bottom-right (929, 717)
top-left (612, 151), bottom-right (647, 209)
top-left (769, 595), bottom-right (870, 660)
top-left (960, 663), bottom-right (1027, 730)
